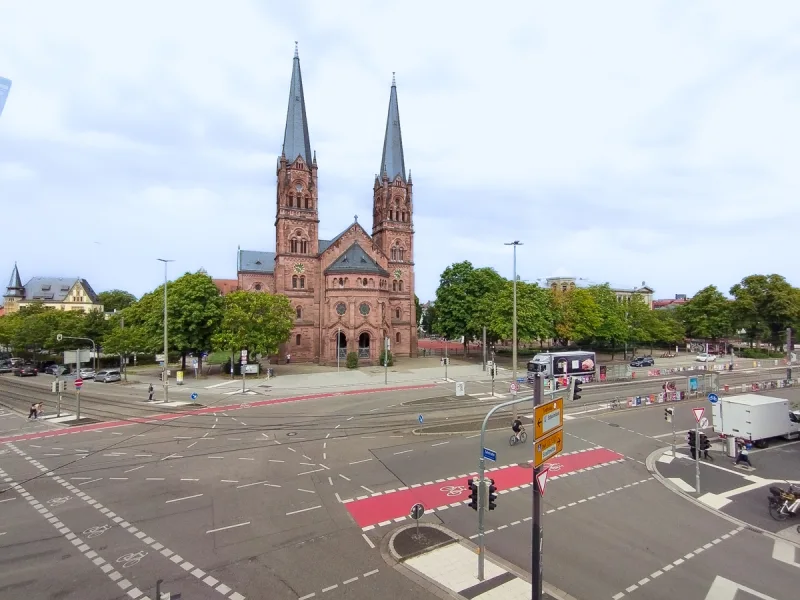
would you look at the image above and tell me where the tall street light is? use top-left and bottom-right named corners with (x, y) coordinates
top-left (505, 241), bottom-right (523, 420)
top-left (157, 259), bottom-right (174, 403)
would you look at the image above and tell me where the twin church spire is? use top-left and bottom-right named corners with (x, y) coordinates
top-left (280, 45), bottom-right (407, 181)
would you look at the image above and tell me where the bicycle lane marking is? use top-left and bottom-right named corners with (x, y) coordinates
top-left (0, 383), bottom-right (438, 445)
top-left (0, 464), bottom-right (155, 600)
top-left (5, 443), bottom-right (246, 600)
top-left (346, 446), bottom-right (624, 530)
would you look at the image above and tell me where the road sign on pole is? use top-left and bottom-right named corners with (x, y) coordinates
top-left (534, 397), bottom-right (563, 440)
top-left (692, 407), bottom-right (705, 423)
top-left (240, 349), bottom-right (248, 364)
top-left (190, 392), bottom-right (198, 400)
top-left (410, 502), bottom-right (425, 538)
top-left (482, 447), bottom-right (497, 462)
top-left (707, 393), bottom-right (719, 404)
top-left (534, 428), bottom-right (564, 468)
top-left (418, 414), bottom-right (423, 424)
top-left (535, 466), bottom-right (550, 496)
top-left (509, 383), bottom-right (519, 393)
top-left (74, 378), bottom-right (84, 389)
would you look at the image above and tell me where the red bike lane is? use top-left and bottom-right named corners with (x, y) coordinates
top-left (345, 446), bottom-right (624, 529)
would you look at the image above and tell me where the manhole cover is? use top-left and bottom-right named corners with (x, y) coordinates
top-left (608, 423), bottom-right (620, 428)
top-left (286, 432), bottom-right (297, 437)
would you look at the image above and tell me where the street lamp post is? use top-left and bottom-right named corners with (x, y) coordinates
top-left (505, 241), bottom-right (523, 419)
top-left (157, 259), bottom-right (174, 403)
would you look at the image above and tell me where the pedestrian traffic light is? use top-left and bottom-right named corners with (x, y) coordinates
top-left (468, 479), bottom-right (478, 511)
top-left (51, 381), bottom-right (58, 393)
top-left (687, 430), bottom-right (696, 446)
top-left (568, 378), bottom-right (582, 402)
top-left (664, 407), bottom-right (673, 422)
top-left (487, 478), bottom-right (497, 511)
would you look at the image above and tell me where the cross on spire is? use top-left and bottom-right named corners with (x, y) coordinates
top-left (354, 214), bottom-right (358, 223)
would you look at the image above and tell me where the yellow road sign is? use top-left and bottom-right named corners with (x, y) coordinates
top-left (534, 397), bottom-right (564, 441)
top-left (534, 427), bottom-right (564, 468)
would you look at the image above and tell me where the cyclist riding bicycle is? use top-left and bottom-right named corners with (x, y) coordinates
top-left (512, 418), bottom-right (524, 441)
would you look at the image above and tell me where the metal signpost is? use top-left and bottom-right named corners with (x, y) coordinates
top-left (74, 377), bottom-right (84, 420)
top-left (240, 349), bottom-right (248, 393)
top-left (410, 502), bottom-right (425, 539)
top-left (482, 447), bottom-right (497, 462)
top-left (692, 407), bottom-right (705, 494)
top-left (384, 337), bottom-right (390, 384)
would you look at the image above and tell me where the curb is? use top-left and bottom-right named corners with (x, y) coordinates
top-left (646, 446), bottom-right (800, 548)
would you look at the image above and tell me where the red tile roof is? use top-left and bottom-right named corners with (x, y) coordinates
top-left (213, 279), bottom-right (239, 296)
top-left (653, 299), bottom-right (688, 309)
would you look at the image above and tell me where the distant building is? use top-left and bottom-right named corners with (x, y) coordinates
top-left (2, 263), bottom-right (104, 314)
top-left (213, 279), bottom-right (239, 296)
top-left (545, 277), bottom-right (654, 309)
top-left (653, 294), bottom-right (690, 310)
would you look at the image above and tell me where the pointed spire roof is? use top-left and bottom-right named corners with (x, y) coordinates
top-left (5, 263), bottom-right (24, 298)
top-left (282, 43), bottom-right (312, 164)
top-left (380, 73), bottom-right (407, 183)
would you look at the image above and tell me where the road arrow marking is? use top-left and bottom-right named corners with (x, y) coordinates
top-left (772, 538), bottom-right (800, 569)
top-left (704, 576), bottom-right (779, 599)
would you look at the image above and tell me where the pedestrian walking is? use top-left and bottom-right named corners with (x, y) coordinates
top-left (733, 439), bottom-right (753, 468)
top-left (285, 353), bottom-right (291, 364)
top-left (28, 402), bottom-right (38, 419)
top-left (147, 383), bottom-right (154, 402)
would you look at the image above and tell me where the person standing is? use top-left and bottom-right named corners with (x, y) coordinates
top-left (28, 402), bottom-right (38, 419)
top-left (147, 383), bottom-right (154, 402)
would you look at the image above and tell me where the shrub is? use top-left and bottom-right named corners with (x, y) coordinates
top-left (738, 348), bottom-right (785, 359)
top-left (379, 349), bottom-right (394, 366)
top-left (346, 351), bottom-right (359, 369)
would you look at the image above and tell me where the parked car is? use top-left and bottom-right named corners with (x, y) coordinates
top-left (79, 368), bottom-right (96, 379)
top-left (630, 356), bottom-right (655, 367)
top-left (695, 353), bottom-right (717, 362)
top-left (95, 369), bottom-right (121, 383)
top-left (44, 364), bottom-right (72, 376)
top-left (13, 365), bottom-right (38, 377)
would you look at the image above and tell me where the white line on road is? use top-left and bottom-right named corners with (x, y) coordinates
top-left (298, 488), bottom-right (315, 494)
top-left (298, 469), bottom-right (325, 476)
top-left (323, 453), bottom-right (327, 460)
top-left (431, 441), bottom-right (449, 447)
top-left (302, 454), bottom-right (312, 460)
top-left (264, 483), bottom-right (281, 488)
top-left (187, 441), bottom-right (198, 449)
top-left (220, 480), bottom-right (238, 483)
top-left (209, 456), bottom-right (224, 459)
top-left (181, 478), bottom-right (199, 481)
top-left (325, 433), bottom-right (331, 439)
top-left (237, 480), bottom-right (270, 489)
top-left (328, 477), bottom-right (334, 485)
top-left (161, 454), bottom-right (182, 461)
top-left (339, 474), bottom-right (351, 481)
top-left (238, 458), bottom-right (254, 461)
top-left (124, 465), bottom-right (146, 473)
top-left (134, 454), bottom-right (152, 458)
top-left (465, 433), bottom-right (481, 439)
top-left (165, 494), bottom-right (204, 504)
top-left (262, 433), bottom-right (270, 439)
top-left (146, 478), bottom-right (165, 481)
top-left (360, 485), bottom-right (374, 494)
top-left (318, 464), bottom-right (330, 470)
top-left (109, 478), bottom-right (128, 481)
top-left (206, 521), bottom-right (250, 534)
top-left (70, 477), bottom-right (92, 480)
top-left (361, 533), bottom-right (375, 548)
top-left (335, 492), bottom-right (343, 502)
top-left (174, 436), bottom-right (192, 440)
top-left (0, 498), bottom-right (16, 503)
top-left (299, 462), bottom-right (316, 466)
top-left (287, 447), bottom-right (296, 453)
top-left (80, 478), bottom-right (103, 485)
top-left (335, 424), bottom-right (341, 429)
top-left (393, 450), bottom-right (413, 455)
top-left (269, 459), bottom-right (285, 463)
top-left (347, 417), bottom-right (354, 421)
top-left (203, 432), bottom-right (211, 438)
top-left (286, 505), bottom-right (321, 516)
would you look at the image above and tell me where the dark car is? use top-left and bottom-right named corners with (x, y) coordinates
top-left (44, 364), bottom-right (71, 376)
top-left (630, 356), bottom-right (655, 367)
top-left (13, 365), bottom-right (38, 377)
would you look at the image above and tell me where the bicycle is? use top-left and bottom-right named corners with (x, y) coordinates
top-left (509, 428), bottom-right (528, 446)
top-left (609, 398), bottom-right (622, 410)
top-left (116, 551), bottom-right (147, 568)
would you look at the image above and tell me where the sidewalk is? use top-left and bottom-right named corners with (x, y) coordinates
top-left (387, 524), bottom-right (576, 600)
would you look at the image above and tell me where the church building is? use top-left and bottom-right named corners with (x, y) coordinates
top-left (237, 48), bottom-right (418, 364)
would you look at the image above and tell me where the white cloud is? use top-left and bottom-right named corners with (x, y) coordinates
top-left (1, 0), bottom-right (799, 303)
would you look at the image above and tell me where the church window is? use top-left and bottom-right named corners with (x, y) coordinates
top-left (296, 306), bottom-right (302, 319)
top-left (561, 284), bottom-right (567, 292)
top-left (254, 283), bottom-right (262, 291)
top-left (362, 278), bottom-right (368, 287)
top-left (338, 277), bottom-right (344, 287)
top-left (296, 334), bottom-right (301, 346)
top-left (389, 210), bottom-right (393, 220)
top-left (292, 275), bottom-right (298, 289)
top-left (289, 193), bottom-right (294, 207)
top-left (399, 280), bottom-right (404, 292)
top-left (396, 332), bottom-right (401, 343)
top-left (369, 278), bottom-right (374, 288)
top-left (392, 281), bottom-right (397, 292)
top-left (305, 195), bottom-right (310, 209)
top-left (359, 302), bottom-right (370, 316)
top-left (395, 308), bottom-right (400, 319)
top-left (290, 238), bottom-right (298, 253)
top-left (336, 302), bottom-right (347, 316)
top-left (299, 276), bottom-right (305, 289)
top-left (300, 240), bottom-right (308, 254)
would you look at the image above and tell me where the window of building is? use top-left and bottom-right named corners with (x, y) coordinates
top-left (396, 332), bottom-right (401, 343)
top-left (336, 302), bottom-right (347, 315)
top-left (399, 280), bottom-right (404, 292)
top-left (296, 306), bottom-right (302, 319)
top-left (392, 280), bottom-right (397, 292)
top-left (300, 240), bottom-right (308, 254)
top-left (561, 284), bottom-right (567, 292)
top-left (288, 193), bottom-right (294, 206)
top-left (369, 278), bottom-right (374, 288)
top-left (389, 210), bottom-right (394, 220)
top-left (296, 334), bottom-right (301, 346)
top-left (305, 195), bottom-right (310, 209)
top-left (395, 308), bottom-right (400, 319)
top-left (299, 276), bottom-right (305, 289)
top-left (292, 275), bottom-right (298, 289)
top-left (290, 239), bottom-right (298, 253)
top-left (359, 302), bottom-right (370, 316)
top-left (254, 283), bottom-right (262, 291)
top-left (338, 277), bottom-right (344, 287)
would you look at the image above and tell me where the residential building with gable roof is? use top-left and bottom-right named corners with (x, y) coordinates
top-left (237, 48), bottom-right (418, 363)
top-left (2, 263), bottom-right (104, 314)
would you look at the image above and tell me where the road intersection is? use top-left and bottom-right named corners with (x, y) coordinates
top-left (1, 373), bottom-right (798, 599)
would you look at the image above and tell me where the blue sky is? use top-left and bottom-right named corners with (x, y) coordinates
top-left (1, 1), bottom-right (799, 303)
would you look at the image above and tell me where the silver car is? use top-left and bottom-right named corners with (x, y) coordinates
top-left (95, 369), bottom-right (121, 383)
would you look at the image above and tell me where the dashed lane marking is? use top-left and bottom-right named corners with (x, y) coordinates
top-left (297, 569), bottom-right (380, 599)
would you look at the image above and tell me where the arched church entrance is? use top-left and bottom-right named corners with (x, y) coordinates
top-left (358, 332), bottom-right (370, 359)
top-left (336, 331), bottom-right (347, 360)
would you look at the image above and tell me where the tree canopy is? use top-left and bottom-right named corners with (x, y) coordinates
top-left (97, 289), bottom-right (137, 312)
top-left (212, 291), bottom-right (294, 356)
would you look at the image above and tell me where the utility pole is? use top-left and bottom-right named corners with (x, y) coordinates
top-left (787, 327), bottom-right (793, 382)
top-left (482, 326), bottom-right (487, 372)
top-left (505, 241), bottom-right (523, 419)
top-left (337, 327), bottom-right (341, 373)
top-left (157, 259), bottom-right (173, 403)
top-left (532, 372), bottom-right (544, 599)
top-left (695, 417), bottom-right (701, 495)
top-left (444, 341), bottom-right (448, 381)
top-left (491, 349), bottom-right (495, 397)
top-left (384, 336), bottom-right (389, 384)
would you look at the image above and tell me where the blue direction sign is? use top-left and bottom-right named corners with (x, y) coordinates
top-left (516, 377), bottom-right (525, 384)
top-left (482, 447), bottom-right (497, 462)
top-left (190, 392), bottom-right (198, 400)
top-left (708, 393), bottom-right (719, 404)
top-left (418, 414), bottom-right (424, 424)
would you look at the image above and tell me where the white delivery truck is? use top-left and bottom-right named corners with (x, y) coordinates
top-left (712, 394), bottom-right (800, 448)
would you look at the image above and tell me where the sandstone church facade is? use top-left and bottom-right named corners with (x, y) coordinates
top-left (237, 49), bottom-right (418, 364)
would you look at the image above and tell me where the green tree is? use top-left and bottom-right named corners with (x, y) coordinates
top-left (97, 290), bottom-right (137, 312)
top-left (625, 294), bottom-right (654, 355)
top-left (730, 274), bottom-right (800, 348)
top-left (212, 291), bottom-right (294, 359)
top-left (677, 285), bottom-right (732, 340)
top-left (648, 309), bottom-right (685, 349)
top-left (102, 316), bottom-right (148, 381)
top-left (587, 285), bottom-right (627, 357)
top-left (420, 302), bottom-right (437, 334)
top-left (81, 309), bottom-right (111, 347)
top-left (551, 288), bottom-right (601, 345)
top-left (473, 281), bottom-right (553, 344)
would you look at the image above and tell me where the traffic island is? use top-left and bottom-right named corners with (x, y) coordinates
top-left (389, 523), bottom-right (456, 561)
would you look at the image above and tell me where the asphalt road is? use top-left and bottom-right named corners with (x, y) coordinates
top-left (1, 378), bottom-right (798, 600)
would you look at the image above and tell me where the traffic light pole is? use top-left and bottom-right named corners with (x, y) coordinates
top-left (671, 415), bottom-right (676, 458)
top-left (695, 419), bottom-right (701, 495)
top-left (476, 394), bottom-right (531, 581)
top-left (532, 373), bottom-right (544, 600)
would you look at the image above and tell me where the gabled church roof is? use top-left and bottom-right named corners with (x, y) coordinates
top-left (379, 74), bottom-right (406, 182)
top-left (282, 44), bottom-right (313, 164)
top-left (324, 241), bottom-right (389, 277)
top-left (5, 262), bottom-right (23, 296)
top-left (239, 250), bottom-right (275, 273)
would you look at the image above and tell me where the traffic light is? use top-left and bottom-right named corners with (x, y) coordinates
top-left (468, 479), bottom-right (479, 511)
top-left (700, 434), bottom-right (711, 451)
top-left (664, 407), bottom-right (673, 422)
top-left (487, 478), bottom-right (497, 511)
top-left (687, 430), bottom-right (696, 447)
top-left (568, 378), bottom-right (583, 402)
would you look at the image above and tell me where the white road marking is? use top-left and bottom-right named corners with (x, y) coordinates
top-left (339, 474), bottom-right (352, 481)
top-left (303, 455), bottom-right (312, 460)
top-left (181, 479), bottom-right (199, 482)
top-left (165, 494), bottom-right (203, 504)
top-left (286, 505), bottom-right (322, 516)
top-left (146, 478), bottom-right (165, 481)
top-left (667, 477), bottom-right (696, 493)
top-left (238, 458), bottom-right (254, 461)
top-left (361, 485), bottom-right (374, 493)
top-left (174, 436), bottom-right (192, 440)
top-left (347, 417), bottom-right (354, 421)
top-left (318, 464), bottom-right (330, 470)
top-left (328, 477), bottom-right (334, 485)
top-left (0, 498), bottom-right (16, 503)
top-left (299, 462), bottom-right (316, 466)
top-left (361, 534), bottom-right (375, 548)
top-left (220, 480), bottom-right (238, 483)
top-left (236, 480), bottom-right (270, 489)
top-left (298, 489), bottom-right (315, 494)
top-left (187, 442), bottom-right (198, 449)
top-left (431, 441), bottom-right (449, 447)
top-left (349, 458), bottom-right (372, 465)
top-left (323, 453), bottom-right (327, 460)
top-left (288, 447), bottom-right (296, 453)
top-left (298, 469), bottom-right (325, 475)
top-left (335, 424), bottom-right (341, 429)
top-left (269, 459), bottom-right (285, 463)
top-left (325, 433), bottom-right (331, 439)
top-left (394, 450), bottom-right (413, 455)
top-left (161, 454), bottom-right (182, 461)
top-left (208, 457), bottom-right (224, 459)
top-left (206, 521), bottom-right (250, 534)
top-left (80, 478), bottom-right (103, 486)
